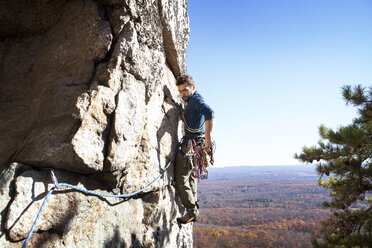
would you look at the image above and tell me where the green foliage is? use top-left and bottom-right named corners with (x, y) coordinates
top-left (295, 85), bottom-right (372, 247)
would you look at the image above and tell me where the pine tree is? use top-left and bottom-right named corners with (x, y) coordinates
top-left (295, 85), bottom-right (372, 247)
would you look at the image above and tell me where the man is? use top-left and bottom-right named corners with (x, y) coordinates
top-left (175, 75), bottom-right (214, 224)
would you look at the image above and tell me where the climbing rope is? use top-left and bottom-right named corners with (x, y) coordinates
top-left (181, 112), bottom-right (205, 133)
top-left (22, 143), bottom-right (180, 248)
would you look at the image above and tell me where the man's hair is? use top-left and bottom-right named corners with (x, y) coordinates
top-left (176, 75), bottom-right (195, 86)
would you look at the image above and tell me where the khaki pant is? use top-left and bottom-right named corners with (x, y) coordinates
top-left (175, 143), bottom-right (198, 217)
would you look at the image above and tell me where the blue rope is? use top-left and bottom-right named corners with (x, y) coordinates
top-left (22, 187), bottom-right (56, 248)
top-left (22, 143), bottom-right (179, 248)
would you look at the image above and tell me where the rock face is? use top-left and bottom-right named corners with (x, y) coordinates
top-left (0, 0), bottom-right (192, 247)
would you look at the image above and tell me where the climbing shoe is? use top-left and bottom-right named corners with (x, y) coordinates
top-left (177, 214), bottom-right (198, 224)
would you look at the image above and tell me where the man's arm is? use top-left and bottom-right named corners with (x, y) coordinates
top-left (204, 119), bottom-right (214, 149)
top-left (205, 118), bottom-right (214, 165)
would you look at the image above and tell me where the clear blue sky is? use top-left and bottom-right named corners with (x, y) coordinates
top-left (186, 0), bottom-right (372, 166)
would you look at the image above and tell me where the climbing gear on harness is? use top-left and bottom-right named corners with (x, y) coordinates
top-left (184, 137), bottom-right (215, 181)
top-left (177, 213), bottom-right (198, 224)
top-left (181, 112), bottom-right (205, 133)
top-left (22, 143), bottom-right (180, 248)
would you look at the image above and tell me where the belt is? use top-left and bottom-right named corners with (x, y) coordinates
top-left (181, 134), bottom-right (205, 146)
top-left (183, 133), bottom-right (204, 140)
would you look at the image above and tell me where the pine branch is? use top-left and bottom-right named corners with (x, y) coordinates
top-left (296, 84), bottom-right (372, 247)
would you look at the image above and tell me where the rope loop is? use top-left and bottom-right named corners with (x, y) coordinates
top-left (22, 142), bottom-right (180, 248)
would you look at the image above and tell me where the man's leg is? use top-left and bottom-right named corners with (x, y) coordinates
top-left (175, 144), bottom-right (198, 219)
top-left (189, 172), bottom-right (198, 207)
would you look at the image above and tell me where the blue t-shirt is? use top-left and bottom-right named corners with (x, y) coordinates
top-left (184, 91), bottom-right (214, 135)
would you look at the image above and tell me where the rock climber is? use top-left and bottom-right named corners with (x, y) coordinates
top-left (174, 74), bottom-right (215, 224)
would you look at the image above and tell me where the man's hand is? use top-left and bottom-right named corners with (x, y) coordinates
top-left (209, 150), bottom-right (214, 165)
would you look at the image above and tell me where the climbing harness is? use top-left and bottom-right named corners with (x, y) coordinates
top-left (180, 112), bottom-right (213, 180)
top-left (185, 138), bottom-right (215, 181)
top-left (22, 143), bottom-right (180, 248)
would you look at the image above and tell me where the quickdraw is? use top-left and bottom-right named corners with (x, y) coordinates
top-left (185, 139), bottom-right (215, 181)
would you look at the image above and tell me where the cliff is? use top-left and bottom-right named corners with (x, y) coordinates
top-left (0, 0), bottom-right (192, 247)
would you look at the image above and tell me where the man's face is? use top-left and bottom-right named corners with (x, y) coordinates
top-left (177, 83), bottom-right (195, 102)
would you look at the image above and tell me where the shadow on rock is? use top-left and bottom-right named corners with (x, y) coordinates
top-left (156, 85), bottom-right (181, 175)
top-left (103, 227), bottom-right (125, 248)
top-left (27, 206), bottom-right (77, 248)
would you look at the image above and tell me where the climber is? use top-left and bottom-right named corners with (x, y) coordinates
top-left (174, 74), bottom-right (215, 224)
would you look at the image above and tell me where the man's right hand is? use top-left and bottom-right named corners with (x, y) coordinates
top-left (209, 151), bottom-right (214, 165)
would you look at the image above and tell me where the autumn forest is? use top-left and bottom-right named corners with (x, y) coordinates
top-left (193, 165), bottom-right (331, 248)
